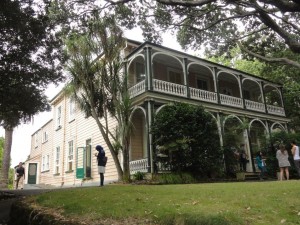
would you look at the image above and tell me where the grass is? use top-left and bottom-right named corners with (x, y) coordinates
top-left (30, 181), bottom-right (300, 225)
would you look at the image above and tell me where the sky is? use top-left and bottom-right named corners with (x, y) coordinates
top-left (0, 28), bottom-right (199, 168)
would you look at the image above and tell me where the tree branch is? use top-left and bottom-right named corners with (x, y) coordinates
top-left (156, 0), bottom-right (215, 7)
top-left (237, 42), bottom-right (300, 69)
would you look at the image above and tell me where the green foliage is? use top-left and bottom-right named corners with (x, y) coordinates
top-left (133, 171), bottom-right (145, 181)
top-left (152, 102), bottom-right (222, 177)
top-left (0, 0), bottom-right (65, 129)
top-left (157, 173), bottom-right (195, 184)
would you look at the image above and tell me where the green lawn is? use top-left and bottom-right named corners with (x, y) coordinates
top-left (31, 181), bottom-right (300, 225)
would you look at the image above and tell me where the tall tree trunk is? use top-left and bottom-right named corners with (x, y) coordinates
top-left (0, 128), bottom-right (13, 188)
top-left (122, 138), bottom-right (130, 182)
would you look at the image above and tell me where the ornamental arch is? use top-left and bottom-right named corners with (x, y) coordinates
top-left (130, 106), bottom-right (147, 161)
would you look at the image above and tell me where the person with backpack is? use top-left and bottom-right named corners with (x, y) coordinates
top-left (291, 140), bottom-right (300, 179)
top-left (95, 145), bottom-right (107, 187)
top-left (15, 162), bottom-right (25, 189)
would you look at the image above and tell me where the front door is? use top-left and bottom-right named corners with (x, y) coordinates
top-left (76, 147), bottom-right (85, 179)
top-left (27, 163), bottom-right (37, 184)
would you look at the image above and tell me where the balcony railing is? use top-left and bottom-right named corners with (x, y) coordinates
top-left (153, 79), bottom-right (186, 97)
top-left (128, 80), bottom-right (285, 116)
top-left (129, 158), bottom-right (171, 174)
top-left (190, 88), bottom-right (218, 103)
top-left (130, 158), bottom-right (148, 174)
top-left (245, 99), bottom-right (265, 112)
top-left (267, 105), bottom-right (285, 116)
top-left (128, 80), bottom-right (145, 98)
top-left (220, 94), bottom-right (243, 108)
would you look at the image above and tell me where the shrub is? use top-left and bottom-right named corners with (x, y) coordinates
top-left (133, 171), bottom-right (145, 181)
top-left (158, 173), bottom-right (196, 184)
top-left (152, 103), bottom-right (222, 178)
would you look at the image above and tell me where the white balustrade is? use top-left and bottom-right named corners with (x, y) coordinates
top-left (220, 94), bottom-right (243, 108)
top-left (128, 80), bottom-right (146, 98)
top-left (190, 88), bottom-right (218, 103)
top-left (129, 158), bottom-right (148, 174)
top-left (267, 105), bottom-right (285, 116)
top-left (245, 99), bottom-right (265, 112)
top-left (153, 79), bottom-right (186, 97)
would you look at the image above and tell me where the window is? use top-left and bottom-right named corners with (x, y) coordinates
top-left (57, 106), bottom-right (62, 128)
top-left (69, 98), bottom-right (75, 121)
top-left (243, 90), bottom-right (251, 100)
top-left (35, 132), bottom-right (39, 147)
top-left (135, 62), bottom-right (145, 83)
top-left (197, 79), bottom-right (208, 90)
top-left (42, 155), bottom-right (50, 171)
top-left (43, 131), bottom-right (48, 142)
top-left (55, 147), bottom-right (60, 174)
top-left (168, 68), bottom-right (182, 84)
top-left (42, 156), bottom-right (45, 171)
top-left (68, 141), bottom-right (74, 171)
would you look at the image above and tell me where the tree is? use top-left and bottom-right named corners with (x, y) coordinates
top-left (151, 103), bottom-right (222, 178)
top-left (64, 15), bottom-right (133, 181)
top-left (50, 0), bottom-right (300, 68)
top-left (0, 0), bottom-right (65, 188)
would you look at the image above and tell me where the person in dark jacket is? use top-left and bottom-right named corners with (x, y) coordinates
top-left (15, 162), bottom-right (25, 189)
top-left (95, 145), bottom-right (106, 187)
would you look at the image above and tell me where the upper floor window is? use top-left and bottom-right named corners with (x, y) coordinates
top-left (168, 68), bottom-right (182, 84)
top-left (69, 98), bottom-right (76, 121)
top-left (43, 131), bottom-right (48, 143)
top-left (56, 106), bottom-right (62, 128)
top-left (35, 132), bottom-right (39, 147)
top-left (197, 79), bottom-right (208, 91)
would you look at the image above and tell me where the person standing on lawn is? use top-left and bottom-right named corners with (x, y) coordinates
top-left (95, 145), bottom-right (107, 187)
top-left (256, 151), bottom-right (266, 180)
top-left (290, 140), bottom-right (300, 179)
top-left (15, 162), bottom-right (25, 189)
top-left (276, 144), bottom-right (290, 181)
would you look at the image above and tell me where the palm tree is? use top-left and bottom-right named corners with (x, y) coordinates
top-left (64, 15), bottom-right (133, 181)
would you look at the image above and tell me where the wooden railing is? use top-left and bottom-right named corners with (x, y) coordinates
top-left (153, 79), bottom-right (186, 97)
top-left (128, 80), bottom-right (285, 116)
top-left (190, 88), bottom-right (218, 103)
top-left (129, 158), bottom-right (148, 174)
top-left (267, 105), bottom-right (285, 116)
top-left (220, 94), bottom-right (243, 108)
top-left (245, 100), bottom-right (265, 112)
top-left (128, 80), bottom-right (145, 98)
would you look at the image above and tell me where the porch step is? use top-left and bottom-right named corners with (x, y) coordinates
top-left (244, 172), bottom-right (260, 180)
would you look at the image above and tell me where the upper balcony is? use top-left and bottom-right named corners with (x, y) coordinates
top-left (126, 43), bottom-right (285, 117)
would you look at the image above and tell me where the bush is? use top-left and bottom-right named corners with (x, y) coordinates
top-left (152, 103), bottom-right (222, 177)
top-left (133, 171), bottom-right (145, 181)
top-left (158, 173), bottom-right (196, 184)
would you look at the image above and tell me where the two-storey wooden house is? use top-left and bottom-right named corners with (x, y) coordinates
top-left (24, 39), bottom-right (289, 187)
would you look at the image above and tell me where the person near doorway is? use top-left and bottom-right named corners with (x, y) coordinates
top-left (256, 151), bottom-right (266, 180)
top-left (276, 144), bottom-right (290, 181)
top-left (239, 144), bottom-right (248, 172)
top-left (95, 145), bottom-right (107, 187)
top-left (290, 140), bottom-right (300, 179)
top-left (15, 162), bottom-right (25, 189)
